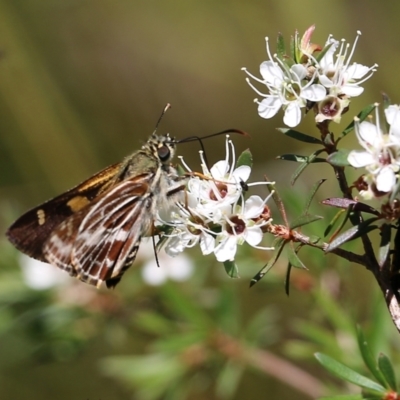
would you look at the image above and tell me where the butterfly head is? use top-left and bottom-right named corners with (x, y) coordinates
top-left (145, 133), bottom-right (177, 165)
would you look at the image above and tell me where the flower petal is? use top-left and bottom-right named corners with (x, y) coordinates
top-left (215, 235), bottom-right (237, 262)
top-left (341, 84), bottom-right (364, 97)
top-left (259, 61), bottom-right (283, 84)
top-left (346, 63), bottom-right (370, 80)
top-left (232, 165), bottom-right (251, 183)
top-left (243, 195), bottom-right (264, 219)
top-left (244, 227), bottom-right (263, 246)
top-left (283, 101), bottom-right (302, 127)
top-left (358, 121), bottom-right (381, 147)
top-left (376, 167), bottom-right (396, 192)
top-left (348, 150), bottom-right (375, 167)
top-left (200, 233), bottom-right (215, 255)
top-left (258, 96), bottom-right (281, 119)
top-left (302, 84), bottom-right (326, 101)
top-left (210, 160), bottom-right (229, 179)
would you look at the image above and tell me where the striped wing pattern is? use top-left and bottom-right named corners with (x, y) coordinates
top-left (43, 178), bottom-right (153, 288)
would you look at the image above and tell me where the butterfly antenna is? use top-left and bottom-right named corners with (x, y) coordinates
top-left (178, 129), bottom-right (249, 169)
top-left (152, 234), bottom-right (161, 268)
top-left (153, 103), bottom-right (171, 135)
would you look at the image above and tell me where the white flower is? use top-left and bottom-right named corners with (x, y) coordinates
top-left (214, 195), bottom-right (272, 262)
top-left (164, 138), bottom-right (274, 263)
top-left (20, 254), bottom-right (69, 290)
top-left (183, 136), bottom-right (250, 218)
top-left (242, 37), bottom-right (325, 127)
top-left (348, 105), bottom-right (400, 194)
top-left (138, 240), bottom-right (194, 286)
top-left (317, 32), bottom-right (377, 98)
top-left (163, 193), bottom-right (216, 257)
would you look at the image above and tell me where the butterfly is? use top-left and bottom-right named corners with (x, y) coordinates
top-left (6, 131), bottom-right (186, 289)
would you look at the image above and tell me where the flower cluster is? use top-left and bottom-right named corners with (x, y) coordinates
top-left (348, 104), bottom-right (400, 200)
top-left (161, 136), bottom-right (273, 263)
top-left (242, 26), bottom-right (377, 127)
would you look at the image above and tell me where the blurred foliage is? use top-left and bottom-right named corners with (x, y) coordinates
top-left (2, 1), bottom-right (400, 400)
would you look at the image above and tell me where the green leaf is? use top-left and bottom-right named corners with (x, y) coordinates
top-left (327, 149), bottom-right (351, 167)
top-left (356, 327), bottom-right (388, 389)
top-left (318, 395), bottom-right (364, 400)
top-left (250, 238), bottom-right (285, 286)
top-left (236, 148), bottom-right (253, 169)
top-left (324, 209), bottom-right (346, 237)
top-left (290, 30), bottom-right (297, 62)
top-left (216, 362), bottom-right (244, 399)
top-left (315, 41), bottom-right (334, 63)
top-left (101, 354), bottom-right (186, 397)
top-left (377, 353), bottom-right (397, 390)
top-left (314, 291), bottom-right (355, 333)
top-left (284, 262), bottom-right (293, 295)
top-left (154, 331), bottom-right (206, 352)
top-left (278, 154), bottom-right (326, 163)
top-left (290, 213), bottom-right (323, 229)
top-left (162, 284), bottom-right (211, 328)
top-left (223, 260), bottom-right (240, 278)
top-left (325, 218), bottom-right (379, 252)
top-left (278, 128), bottom-right (323, 144)
top-left (304, 179), bottom-right (326, 213)
top-left (378, 224), bottom-right (391, 268)
top-left (294, 321), bottom-right (339, 349)
top-left (340, 103), bottom-right (377, 138)
top-left (287, 246), bottom-right (307, 269)
top-left (276, 32), bottom-right (286, 60)
top-left (322, 198), bottom-right (379, 216)
top-left (288, 149), bottom-right (326, 185)
top-left (134, 311), bottom-right (173, 335)
top-left (315, 353), bottom-right (386, 393)
top-left (382, 93), bottom-right (391, 110)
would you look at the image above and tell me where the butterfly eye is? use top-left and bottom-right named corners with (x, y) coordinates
top-left (157, 145), bottom-right (171, 162)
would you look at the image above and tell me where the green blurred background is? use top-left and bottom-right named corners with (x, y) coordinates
top-left (1, 1), bottom-right (400, 399)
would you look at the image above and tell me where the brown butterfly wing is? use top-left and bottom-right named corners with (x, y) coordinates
top-left (6, 163), bottom-right (122, 261)
top-left (43, 177), bottom-right (153, 288)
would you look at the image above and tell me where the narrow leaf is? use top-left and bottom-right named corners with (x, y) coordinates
top-left (276, 32), bottom-right (286, 60)
top-left (134, 311), bottom-right (173, 335)
top-left (317, 395), bottom-right (364, 400)
top-left (322, 198), bottom-right (358, 209)
top-left (236, 149), bottom-right (253, 169)
top-left (377, 353), bottom-right (397, 390)
top-left (315, 353), bottom-right (386, 393)
top-left (326, 218), bottom-right (379, 252)
top-left (322, 198), bottom-right (380, 215)
top-left (315, 41), bottom-right (334, 62)
top-left (223, 260), bottom-right (240, 278)
top-left (326, 206), bottom-right (353, 242)
top-left (266, 179), bottom-right (290, 227)
top-left (287, 246), bottom-right (307, 269)
top-left (290, 213), bottom-right (323, 229)
top-left (278, 154), bottom-right (308, 162)
top-left (382, 93), bottom-right (391, 110)
top-left (278, 154), bottom-right (326, 163)
top-left (216, 362), bottom-right (244, 399)
top-left (378, 224), bottom-right (391, 268)
top-left (356, 327), bottom-right (388, 388)
top-left (327, 149), bottom-right (351, 167)
top-left (319, 394), bottom-right (367, 400)
top-left (341, 103), bottom-right (377, 138)
top-left (250, 239), bottom-right (285, 286)
top-left (324, 209), bottom-right (346, 237)
top-left (304, 179), bottom-right (326, 213)
top-left (289, 149), bottom-right (326, 185)
top-left (278, 128), bottom-right (323, 144)
top-left (284, 262), bottom-right (293, 296)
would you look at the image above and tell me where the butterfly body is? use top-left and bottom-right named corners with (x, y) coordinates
top-left (7, 133), bottom-right (184, 288)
